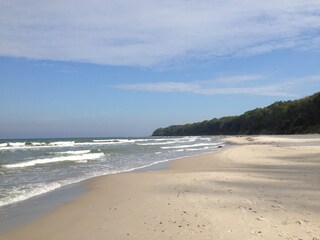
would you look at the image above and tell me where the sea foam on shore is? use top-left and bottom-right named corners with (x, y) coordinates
top-left (0, 136), bottom-right (224, 207)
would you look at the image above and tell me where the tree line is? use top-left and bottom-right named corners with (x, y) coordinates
top-left (152, 92), bottom-right (320, 136)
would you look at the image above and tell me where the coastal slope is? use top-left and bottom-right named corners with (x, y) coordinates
top-left (153, 92), bottom-right (320, 136)
top-left (1, 135), bottom-right (320, 240)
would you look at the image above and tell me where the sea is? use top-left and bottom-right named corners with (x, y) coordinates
top-left (0, 136), bottom-right (224, 208)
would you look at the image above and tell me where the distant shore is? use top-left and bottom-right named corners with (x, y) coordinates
top-left (1, 135), bottom-right (320, 240)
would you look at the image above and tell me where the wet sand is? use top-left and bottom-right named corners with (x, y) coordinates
top-left (1, 135), bottom-right (320, 240)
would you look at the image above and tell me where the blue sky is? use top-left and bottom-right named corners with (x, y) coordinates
top-left (1, 1), bottom-right (320, 138)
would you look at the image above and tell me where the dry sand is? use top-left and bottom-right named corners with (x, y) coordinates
top-left (1, 135), bottom-right (320, 240)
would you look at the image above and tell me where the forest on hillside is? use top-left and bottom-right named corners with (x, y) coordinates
top-left (152, 92), bottom-right (320, 136)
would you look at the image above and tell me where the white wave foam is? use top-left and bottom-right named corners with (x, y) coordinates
top-left (1, 155), bottom-right (172, 207)
top-left (0, 141), bottom-right (76, 151)
top-left (93, 139), bottom-right (137, 143)
top-left (185, 146), bottom-right (213, 151)
top-left (3, 152), bottom-right (105, 168)
top-left (77, 139), bottom-right (138, 146)
top-left (93, 139), bottom-right (134, 142)
top-left (0, 137), bottom-right (213, 151)
top-left (136, 137), bottom-right (210, 146)
top-left (136, 141), bottom-right (177, 146)
top-left (55, 150), bottom-right (91, 155)
top-left (0, 140), bottom-right (131, 151)
top-left (140, 138), bottom-right (181, 142)
top-left (161, 142), bottom-right (224, 149)
top-left (50, 141), bottom-right (75, 147)
top-left (173, 149), bottom-right (184, 152)
top-left (0, 140), bottom-right (122, 151)
top-left (200, 137), bottom-right (213, 141)
top-left (8, 142), bottom-right (26, 147)
top-left (92, 139), bottom-right (124, 143)
top-left (0, 182), bottom-right (62, 208)
top-left (0, 139), bottom-right (224, 208)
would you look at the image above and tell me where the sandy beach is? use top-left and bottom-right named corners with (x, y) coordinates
top-left (1, 135), bottom-right (320, 240)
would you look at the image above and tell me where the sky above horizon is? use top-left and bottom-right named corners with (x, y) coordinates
top-left (1, 0), bottom-right (320, 138)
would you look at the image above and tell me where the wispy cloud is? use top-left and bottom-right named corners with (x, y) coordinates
top-left (118, 82), bottom-right (198, 93)
top-left (0, 1), bottom-right (320, 66)
top-left (115, 74), bottom-right (320, 96)
top-left (117, 82), bottom-right (291, 96)
top-left (208, 75), bottom-right (264, 84)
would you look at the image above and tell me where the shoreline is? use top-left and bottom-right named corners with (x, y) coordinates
top-left (1, 135), bottom-right (320, 239)
top-left (0, 143), bottom-right (226, 234)
top-left (0, 182), bottom-right (85, 234)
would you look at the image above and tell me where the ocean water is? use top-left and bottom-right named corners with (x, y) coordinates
top-left (0, 136), bottom-right (224, 208)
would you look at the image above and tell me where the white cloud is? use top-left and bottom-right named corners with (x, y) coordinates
top-left (117, 82), bottom-right (292, 96)
top-left (115, 74), bottom-right (320, 96)
top-left (208, 75), bottom-right (264, 84)
top-left (118, 82), bottom-right (199, 93)
top-left (115, 74), bottom-right (289, 96)
top-left (0, 0), bottom-right (320, 66)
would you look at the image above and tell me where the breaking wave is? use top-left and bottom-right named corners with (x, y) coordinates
top-left (3, 152), bottom-right (105, 168)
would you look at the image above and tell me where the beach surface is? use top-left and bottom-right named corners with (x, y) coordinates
top-left (1, 135), bottom-right (320, 240)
